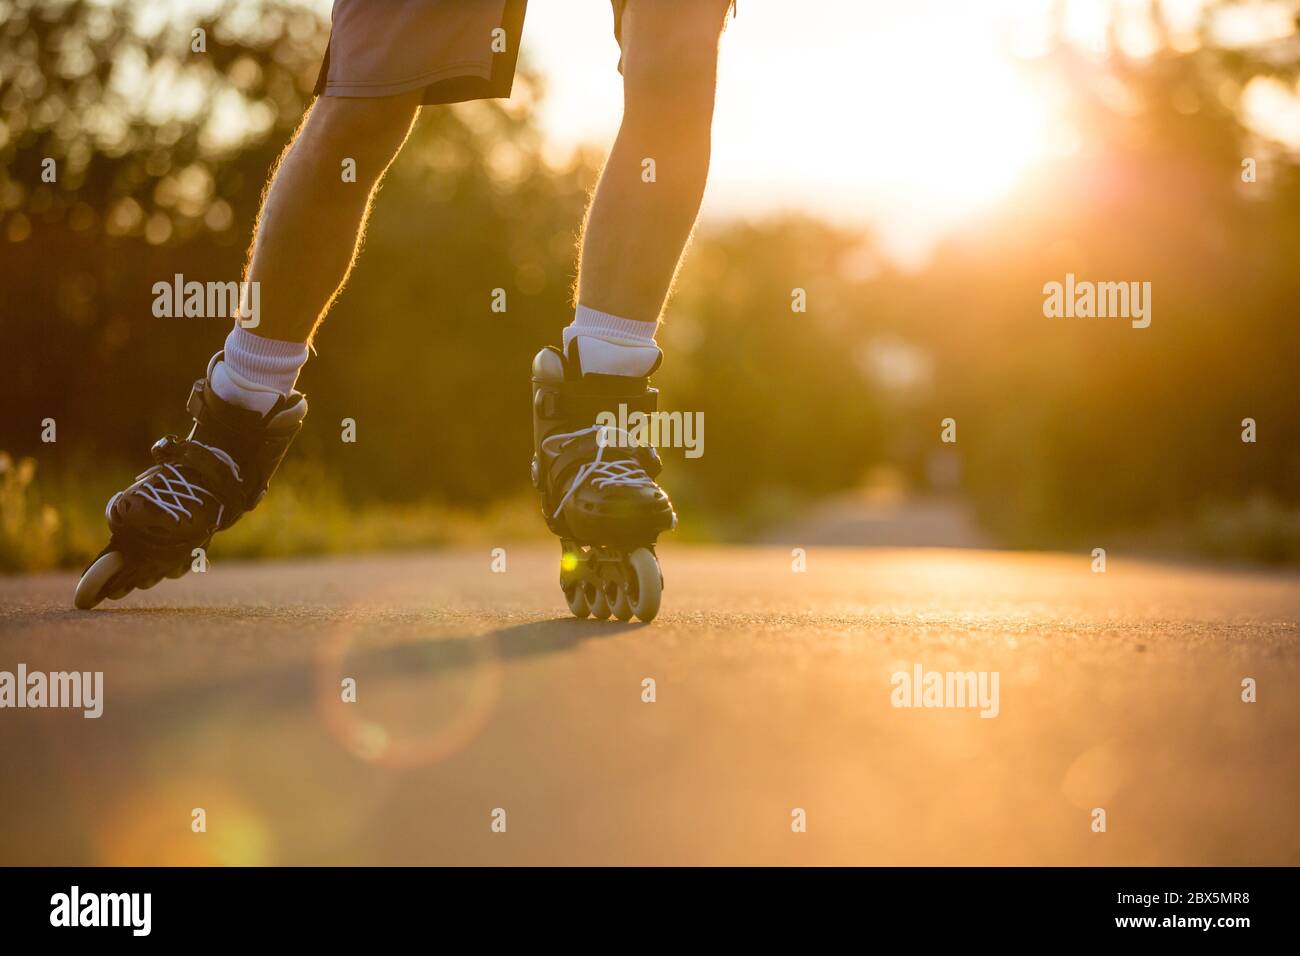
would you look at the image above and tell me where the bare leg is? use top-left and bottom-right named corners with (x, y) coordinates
top-left (576, 0), bottom-right (732, 324)
top-left (243, 91), bottom-right (423, 344)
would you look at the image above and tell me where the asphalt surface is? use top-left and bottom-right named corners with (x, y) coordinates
top-left (0, 545), bottom-right (1297, 865)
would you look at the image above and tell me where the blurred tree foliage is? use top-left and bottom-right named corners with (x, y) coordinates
top-left (0, 0), bottom-right (594, 509)
top-left (1, 0), bottom-right (1297, 558)
top-left (886, 27), bottom-right (1300, 550)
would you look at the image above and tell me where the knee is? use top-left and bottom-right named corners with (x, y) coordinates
top-left (300, 93), bottom-right (420, 174)
top-left (620, 0), bottom-right (729, 125)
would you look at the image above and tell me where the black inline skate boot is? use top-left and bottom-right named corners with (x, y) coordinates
top-left (531, 343), bottom-right (676, 622)
top-left (73, 352), bottom-right (306, 609)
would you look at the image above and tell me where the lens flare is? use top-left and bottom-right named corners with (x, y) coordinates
top-left (312, 619), bottom-right (504, 769)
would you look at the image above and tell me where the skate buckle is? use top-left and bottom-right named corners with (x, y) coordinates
top-left (186, 378), bottom-right (206, 419)
top-left (150, 434), bottom-right (183, 462)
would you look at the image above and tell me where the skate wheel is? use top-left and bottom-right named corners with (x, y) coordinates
top-left (74, 551), bottom-right (126, 610)
top-left (565, 585), bottom-right (591, 619)
top-left (626, 547), bottom-right (662, 622)
top-left (588, 583), bottom-right (611, 621)
top-left (610, 582), bottom-right (634, 622)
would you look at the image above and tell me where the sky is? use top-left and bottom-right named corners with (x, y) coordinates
top-left (518, 0), bottom-right (1300, 264)
top-left (523, 0), bottom-right (1055, 264)
top-left (285, 0), bottom-right (1300, 265)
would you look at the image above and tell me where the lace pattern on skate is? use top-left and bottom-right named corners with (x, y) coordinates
top-left (543, 425), bottom-right (656, 520)
top-left (137, 442), bottom-right (241, 522)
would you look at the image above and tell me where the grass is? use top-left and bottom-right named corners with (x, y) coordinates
top-left (0, 454), bottom-right (64, 572)
top-left (4, 450), bottom-right (1299, 573)
top-left (0, 452), bottom-right (547, 574)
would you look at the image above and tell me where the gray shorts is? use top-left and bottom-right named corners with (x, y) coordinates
top-left (314, 0), bottom-right (732, 105)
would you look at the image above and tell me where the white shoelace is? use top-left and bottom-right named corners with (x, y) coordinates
top-left (542, 425), bottom-right (655, 519)
top-left (132, 442), bottom-right (240, 523)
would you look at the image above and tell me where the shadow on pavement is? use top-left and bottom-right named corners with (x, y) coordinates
top-left (348, 617), bottom-right (648, 677)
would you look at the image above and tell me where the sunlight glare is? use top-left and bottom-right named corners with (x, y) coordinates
top-left (705, 1), bottom-right (1054, 262)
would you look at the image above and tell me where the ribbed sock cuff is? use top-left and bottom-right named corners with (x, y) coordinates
top-left (222, 324), bottom-right (309, 395)
top-left (563, 304), bottom-right (658, 350)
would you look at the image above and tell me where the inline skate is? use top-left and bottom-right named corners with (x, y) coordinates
top-left (73, 353), bottom-right (306, 609)
top-left (531, 344), bottom-right (676, 623)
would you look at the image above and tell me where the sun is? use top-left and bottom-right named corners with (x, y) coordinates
top-left (524, 0), bottom-right (1057, 262)
top-left (702, 0), bottom-right (1053, 260)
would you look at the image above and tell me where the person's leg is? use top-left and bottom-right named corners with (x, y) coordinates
top-left (243, 90), bottom-right (424, 345)
top-left (529, 0), bottom-right (729, 621)
top-left (571, 0), bottom-right (731, 362)
top-left (75, 93), bottom-right (423, 609)
top-left (211, 90), bottom-right (422, 414)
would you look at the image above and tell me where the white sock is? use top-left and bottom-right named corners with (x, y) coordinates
top-left (212, 324), bottom-right (309, 414)
top-left (563, 305), bottom-right (660, 377)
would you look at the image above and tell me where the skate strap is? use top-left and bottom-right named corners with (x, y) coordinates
top-left (187, 377), bottom-right (303, 510)
top-left (189, 387), bottom-right (294, 463)
top-left (535, 386), bottom-right (658, 426)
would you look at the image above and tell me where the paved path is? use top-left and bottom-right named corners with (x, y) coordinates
top-left (1, 546), bottom-right (1296, 864)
